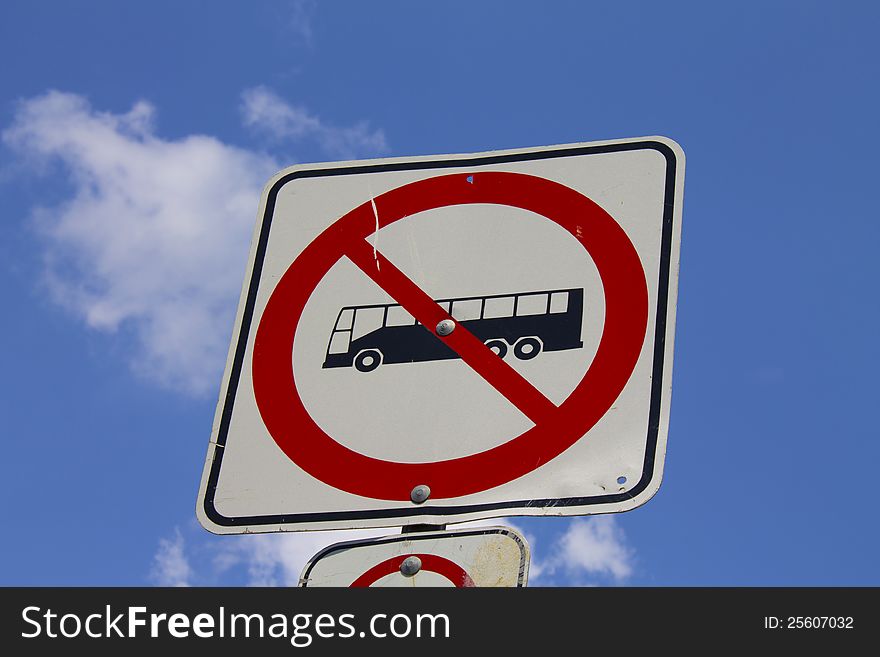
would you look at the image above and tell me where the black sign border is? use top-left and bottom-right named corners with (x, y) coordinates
top-left (202, 140), bottom-right (679, 529)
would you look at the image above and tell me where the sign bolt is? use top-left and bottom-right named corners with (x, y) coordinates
top-left (410, 484), bottom-right (431, 504)
top-left (400, 556), bottom-right (422, 577)
top-left (436, 319), bottom-right (455, 336)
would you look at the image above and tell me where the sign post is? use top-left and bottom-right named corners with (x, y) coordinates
top-left (197, 137), bottom-right (685, 537)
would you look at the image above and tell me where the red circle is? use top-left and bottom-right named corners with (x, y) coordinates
top-left (253, 172), bottom-right (648, 500)
top-left (349, 554), bottom-right (475, 587)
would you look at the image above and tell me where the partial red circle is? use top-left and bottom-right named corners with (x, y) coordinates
top-left (252, 172), bottom-right (648, 500)
top-left (349, 554), bottom-right (475, 588)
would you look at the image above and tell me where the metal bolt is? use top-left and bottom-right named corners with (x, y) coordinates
top-left (400, 556), bottom-right (422, 577)
top-left (436, 319), bottom-right (455, 336)
top-left (410, 484), bottom-right (431, 504)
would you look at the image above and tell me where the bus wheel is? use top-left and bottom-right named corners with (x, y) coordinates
top-left (485, 339), bottom-right (508, 359)
top-left (354, 349), bottom-right (382, 372)
top-left (513, 337), bottom-right (542, 361)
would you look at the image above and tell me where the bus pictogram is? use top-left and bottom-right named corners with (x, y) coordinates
top-left (323, 288), bottom-right (584, 373)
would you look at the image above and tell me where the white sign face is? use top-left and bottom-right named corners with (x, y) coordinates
top-left (197, 137), bottom-right (685, 533)
top-left (300, 527), bottom-right (529, 587)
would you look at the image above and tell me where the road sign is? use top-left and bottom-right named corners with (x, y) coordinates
top-left (197, 136), bottom-right (685, 533)
top-left (300, 527), bottom-right (529, 587)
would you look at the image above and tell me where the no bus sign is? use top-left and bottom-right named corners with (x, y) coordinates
top-left (197, 137), bottom-right (685, 533)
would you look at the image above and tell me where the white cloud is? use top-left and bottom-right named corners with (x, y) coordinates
top-left (3, 91), bottom-right (275, 394)
top-left (286, 0), bottom-right (317, 47)
top-left (241, 85), bottom-right (388, 159)
top-left (535, 517), bottom-right (635, 583)
top-left (150, 528), bottom-right (192, 587)
top-left (3, 90), bottom-right (387, 394)
top-left (212, 529), bottom-right (390, 587)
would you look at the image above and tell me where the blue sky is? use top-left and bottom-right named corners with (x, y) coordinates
top-left (1, 1), bottom-right (878, 586)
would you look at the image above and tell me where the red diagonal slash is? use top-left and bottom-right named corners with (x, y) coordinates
top-left (345, 238), bottom-right (556, 425)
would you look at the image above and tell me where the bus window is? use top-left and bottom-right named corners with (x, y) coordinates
top-left (352, 307), bottom-right (385, 340)
top-left (452, 298), bottom-right (481, 321)
top-left (483, 296), bottom-right (515, 319)
top-left (550, 291), bottom-right (569, 314)
top-left (328, 332), bottom-right (350, 354)
top-left (335, 308), bottom-right (354, 330)
top-left (517, 293), bottom-right (549, 316)
top-left (386, 305), bottom-right (415, 326)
